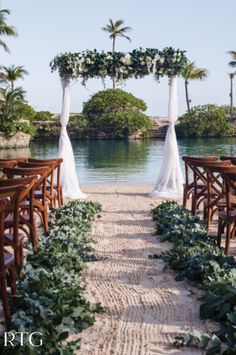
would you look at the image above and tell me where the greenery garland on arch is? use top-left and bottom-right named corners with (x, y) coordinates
top-left (50, 47), bottom-right (188, 85)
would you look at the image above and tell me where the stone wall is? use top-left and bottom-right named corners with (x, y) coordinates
top-left (0, 132), bottom-right (31, 149)
top-left (33, 117), bottom-right (169, 140)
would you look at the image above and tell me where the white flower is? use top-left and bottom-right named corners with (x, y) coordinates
top-left (121, 53), bottom-right (132, 65)
top-left (159, 57), bottom-right (165, 64)
top-left (154, 54), bottom-right (160, 61)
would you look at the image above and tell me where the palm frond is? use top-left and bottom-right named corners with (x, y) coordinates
top-left (0, 38), bottom-right (9, 53)
top-left (0, 24), bottom-right (18, 37)
top-left (120, 34), bottom-right (131, 42)
top-left (229, 61), bottom-right (236, 67)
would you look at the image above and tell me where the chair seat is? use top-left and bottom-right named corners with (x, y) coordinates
top-left (5, 214), bottom-right (31, 224)
top-left (4, 232), bottom-right (25, 245)
top-left (218, 210), bottom-right (236, 219)
top-left (203, 198), bottom-right (226, 206)
top-left (4, 252), bottom-right (14, 267)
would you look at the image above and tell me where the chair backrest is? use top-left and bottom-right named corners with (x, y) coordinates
top-left (3, 167), bottom-right (49, 206)
top-left (18, 161), bottom-right (56, 195)
top-left (193, 160), bottom-right (230, 193)
top-left (0, 176), bottom-right (36, 203)
top-left (182, 156), bottom-right (218, 189)
top-left (28, 158), bottom-right (63, 188)
top-left (0, 185), bottom-right (25, 250)
top-left (202, 161), bottom-right (231, 198)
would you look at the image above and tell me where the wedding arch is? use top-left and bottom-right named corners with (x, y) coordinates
top-left (50, 47), bottom-right (188, 199)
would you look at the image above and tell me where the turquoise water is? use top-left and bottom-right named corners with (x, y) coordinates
top-left (1, 137), bottom-right (236, 184)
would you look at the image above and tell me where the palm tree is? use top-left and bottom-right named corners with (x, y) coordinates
top-left (1, 65), bottom-right (29, 90)
top-left (102, 19), bottom-right (132, 88)
top-left (229, 72), bottom-right (236, 117)
top-left (0, 86), bottom-right (25, 121)
top-left (228, 51), bottom-right (236, 117)
top-left (0, 8), bottom-right (17, 53)
top-left (182, 62), bottom-right (208, 112)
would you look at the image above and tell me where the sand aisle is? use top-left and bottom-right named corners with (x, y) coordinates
top-left (78, 185), bottom-right (205, 355)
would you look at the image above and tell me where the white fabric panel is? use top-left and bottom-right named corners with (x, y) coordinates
top-left (58, 78), bottom-right (87, 199)
top-left (149, 76), bottom-right (183, 198)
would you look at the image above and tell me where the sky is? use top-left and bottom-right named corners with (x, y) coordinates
top-left (0, 0), bottom-right (235, 116)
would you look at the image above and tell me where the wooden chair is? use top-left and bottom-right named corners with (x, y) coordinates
top-left (182, 156), bottom-right (218, 212)
top-left (0, 196), bottom-right (18, 329)
top-left (218, 170), bottom-right (236, 254)
top-left (0, 161), bottom-right (17, 180)
top-left (18, 161), bottom-right (57, 209)
top-left (28, 158), bottom-right (63, 206)
top-left (0, 176), bottom-right (36, 271)
top-left (3, 167), bottom-right (49, 241)
top-left (202, 161), bottom-right (231, 234)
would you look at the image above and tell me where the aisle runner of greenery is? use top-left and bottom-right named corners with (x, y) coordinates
top-left (0, 200), bottom-right (102, 355)
top-left (151, 202), bottom-right (236, 355)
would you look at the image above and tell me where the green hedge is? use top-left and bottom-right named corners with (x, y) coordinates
top-left (0, 200), bottom-right (102, 354)
top-left (177, 105), bottom-right (235, 137)
top-left (82, 89), bottom-right (151, 137)
top-left (151, 201), bottom-right (236, 354)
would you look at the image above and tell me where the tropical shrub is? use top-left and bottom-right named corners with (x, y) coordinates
top-left (69, 113), bottom-right (89, 129)
top-left (151, 201), bottom-right (236, 354)
top-left (0, 200), bottom-right (102, 354)
top-left (82, 89), bottom-right (151, 137)
top-left (0, 89), bottom-right (36, 137)
top-left (34, 110), bottom-right (53, 121)
top-left (177, 105), bottom-right (235, 137)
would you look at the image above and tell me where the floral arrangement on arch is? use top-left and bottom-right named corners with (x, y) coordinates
top-left (50, 47), bottom-right (187, 84)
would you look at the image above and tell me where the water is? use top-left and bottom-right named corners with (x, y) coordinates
top-left (1, 137), bottom-right (236, 184)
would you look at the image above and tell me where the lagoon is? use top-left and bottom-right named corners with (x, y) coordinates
top-left (1, 137), bottom-right (236, 184)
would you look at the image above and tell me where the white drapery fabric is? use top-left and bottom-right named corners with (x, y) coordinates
top-left (58, 78), bottom-right (87, 199)
top-left (149, 76), bottom-right (183, 198)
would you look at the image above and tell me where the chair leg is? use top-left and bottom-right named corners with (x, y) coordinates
top-left (217, 217), bottom-right (223, 247)
top-left (15, 243), bottom-right (24, 275)
top-left (0, 276), bottom-right (11, 330)
top-left (42, 209), bottom-right (49, 235)
top-left (206, 207), bottom-right (212, 235)
top-left (30, 220), bottom-right (38, 249)
top-left (225, 221), bottom-right (232, 255)
top-left (60, 188), bottom-right (63, 206)
top-left (8, 267), bottom-right (17, 296)
top-left (183, 187), bottom-right (187, 207)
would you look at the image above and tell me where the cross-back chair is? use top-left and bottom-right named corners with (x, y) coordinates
top-left (182, 156), bottom-right (218, 212)
top-left (3, 166), bottom-right (49, 240)
top-left (18, 161), bottom-right (57, 209)
top-left (202, 161), bottom-right (232, 233)
top-left (28, 158), bottom-right (63, 206)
